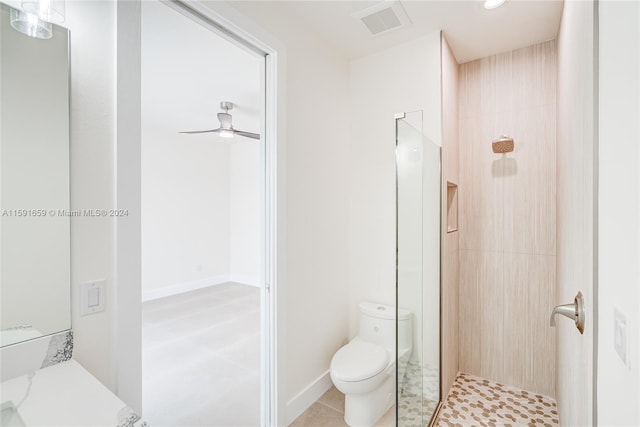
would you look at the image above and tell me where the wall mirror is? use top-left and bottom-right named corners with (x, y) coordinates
top-left (0, 2), bottom-right (70, 347)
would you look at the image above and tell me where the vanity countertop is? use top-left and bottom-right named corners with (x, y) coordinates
top-left (0, 359), bottom-right (146, 427)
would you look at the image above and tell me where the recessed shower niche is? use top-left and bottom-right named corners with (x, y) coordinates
top-left (446, 182), bottom-right (458, 233)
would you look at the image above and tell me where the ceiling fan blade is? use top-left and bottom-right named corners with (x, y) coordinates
top-left (179, 129), bottom-right (220, 134)
top-left (233, 130), bottom-right (261, 140)
top-left (217, 112), bottom-right (233, 129)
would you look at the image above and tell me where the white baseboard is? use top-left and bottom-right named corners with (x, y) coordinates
top-left (229, 274), bottom-right (260, 288)
top-left (286, 370), bottom-right (333, 425)
top-left (142, 275), bottom-right (230, 302)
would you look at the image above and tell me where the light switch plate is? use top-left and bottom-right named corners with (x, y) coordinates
top-left (613, 306), bottom-right (629, 368)
top-left (81, 280), bottom-right (106, 316)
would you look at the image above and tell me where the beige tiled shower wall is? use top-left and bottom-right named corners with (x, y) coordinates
top-left (458, 40), bottom-right (557, 398)
top-left (440, 34), bottom-right (460, 400)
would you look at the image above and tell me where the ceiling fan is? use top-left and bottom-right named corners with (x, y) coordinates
top-left (179, 101), bottom-right (260, 140)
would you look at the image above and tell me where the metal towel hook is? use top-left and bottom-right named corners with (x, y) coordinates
top-left (550, 291), bottom-right (585, 334)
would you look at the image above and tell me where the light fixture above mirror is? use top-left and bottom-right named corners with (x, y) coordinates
top-left (9, 0), bottom-right (64, 40)
top-left (9, 8), bottom-right (51, 39)
top-left (22, 0), bottom-right (65, 23)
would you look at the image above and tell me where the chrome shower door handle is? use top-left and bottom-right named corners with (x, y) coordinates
top-left (550, 291), bottom-right (585, 334)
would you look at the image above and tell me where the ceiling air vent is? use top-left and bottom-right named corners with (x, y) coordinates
top-left (352, 1), bottom-right (411, 36)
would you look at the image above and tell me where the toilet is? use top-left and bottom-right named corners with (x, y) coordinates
top-left (330, 302), bottom-right (412, 427)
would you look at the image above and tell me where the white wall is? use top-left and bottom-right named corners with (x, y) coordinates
top-left (66, 0), bottom-right (117, 389)
top-left (141, 132), bottom-right (231, 298)
top-left (348, 33), bottom-right (442, 343)
top-left (140, 0), bottom-right (262, 299)
top-left (219, 2), bottom-right (352, 421)
top-left (141, 137), bottom-right (262, 298)
top-left (597, 1), bottom-right (640, 424)
top-left (556, 0), bottom-right (595, 423)
top-left (141, 137), bottom-right (261, 298)
top-left (229, 143), bottom-right (261, 287)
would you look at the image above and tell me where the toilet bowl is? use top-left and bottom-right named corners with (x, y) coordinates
top-left (331, 339), bottom-right (391, 394)
top-left (330, 302), bottom-right (412, 427)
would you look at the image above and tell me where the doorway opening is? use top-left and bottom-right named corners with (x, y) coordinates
top-left (137, 1), bottom-right (272, 425)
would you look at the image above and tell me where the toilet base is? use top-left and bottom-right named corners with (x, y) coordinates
top-left (344, 374), bottom-right (395, 427)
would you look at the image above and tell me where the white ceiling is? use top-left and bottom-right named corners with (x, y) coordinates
top-left (140, 0), bottom-right (562, 138)
top-left (280, 0), bottom-right (564, 63)
top-left (141, 1), bottom-right (262, 141)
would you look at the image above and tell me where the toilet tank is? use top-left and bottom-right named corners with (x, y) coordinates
top-left (358, 302), bottom-right (412, 351)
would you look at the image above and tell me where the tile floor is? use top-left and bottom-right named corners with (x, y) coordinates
top-left (398, 360), bottom-right (439, 426)
top-left (289, 386), bottom-right (395, 427)
top-left (142, 285), bottom-right (558, 427)
top-left (435, 372), bottom-right (559, 427)
top-left (142, 283), bottom-right (260, 426)
top-left (290, 373), bottom-right (559, 427)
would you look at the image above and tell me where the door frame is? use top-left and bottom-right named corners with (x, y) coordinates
top-left (115, 1), bottom-right (286, 425)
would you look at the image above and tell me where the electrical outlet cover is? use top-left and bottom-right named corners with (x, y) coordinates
top-left (81, 280), bottom-right (106, 316)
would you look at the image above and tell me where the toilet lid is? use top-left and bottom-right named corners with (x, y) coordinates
top-left (331, 341), bottom-right (388, 382)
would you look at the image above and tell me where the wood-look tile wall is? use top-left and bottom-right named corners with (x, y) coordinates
top-left (458, 41), bottom-right (557, 398)
top-left (440, 34), bottom-right (459, 400)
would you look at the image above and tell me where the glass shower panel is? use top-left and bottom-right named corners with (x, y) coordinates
top-left (396, 112), bottom-right (441, 426)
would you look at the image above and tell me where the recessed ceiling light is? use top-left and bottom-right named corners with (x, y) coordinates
top-left (484, 0), bottom-right (506, 10)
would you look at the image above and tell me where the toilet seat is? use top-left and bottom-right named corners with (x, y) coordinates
top-left (331, 341), bottom-right (388, 382)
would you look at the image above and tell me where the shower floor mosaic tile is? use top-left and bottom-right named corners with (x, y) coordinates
top-left (398, 360), bottom-right (439, 426)
top-left (435, 372), bottom-right (559, 427)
